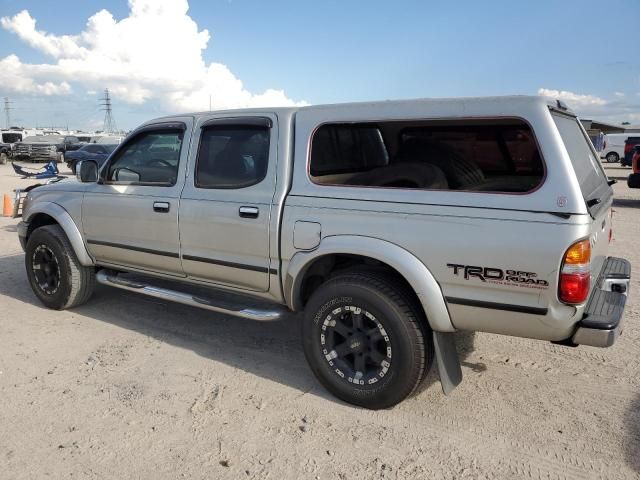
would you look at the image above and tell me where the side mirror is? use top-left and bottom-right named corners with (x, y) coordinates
top-left (77, 160), bottom-right (98, 183)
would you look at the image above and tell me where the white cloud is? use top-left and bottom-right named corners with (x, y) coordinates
top-left (538, 87), bottom-right (640, 125)
top-left (0, 54), bottom-right (71, 95)
top-left (0, 0), bottom-right (305, 112)
top-left (537, 88), bottom-right (607, 107)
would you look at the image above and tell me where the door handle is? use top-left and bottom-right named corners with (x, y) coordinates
top-left (153, 201), bottom-right (170, 213)
top-left (239, 206), bottom-right (259, 218)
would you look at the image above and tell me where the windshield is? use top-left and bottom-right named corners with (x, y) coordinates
top-left (2, 133), bottom-right (22, 143)
top-left (23, 135), bottom-right (64, 143)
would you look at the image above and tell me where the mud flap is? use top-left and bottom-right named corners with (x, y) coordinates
top-left (433, 331), bottom-right (462, 395)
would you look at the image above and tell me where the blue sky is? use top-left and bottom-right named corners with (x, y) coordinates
top-left (0, 0), bottom-right (638, 130)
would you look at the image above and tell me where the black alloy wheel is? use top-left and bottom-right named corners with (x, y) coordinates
top-left (31, 244), bottom-right (61, 295)
top-left (320, 305), bottom-right (392, 386)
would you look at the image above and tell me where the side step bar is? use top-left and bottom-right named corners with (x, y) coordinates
top-left (96, 270), bottom-right (286, 321)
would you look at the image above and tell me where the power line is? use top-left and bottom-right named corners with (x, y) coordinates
top-left (3, 97), bottom-right (13, 129)
top-left (99, 89), bottom-right (117, 133)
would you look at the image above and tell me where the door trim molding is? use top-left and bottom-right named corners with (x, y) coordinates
top-left (182, 254), bottom-right (277, 275)
top-left (86, 239), bottom-right (180, 258)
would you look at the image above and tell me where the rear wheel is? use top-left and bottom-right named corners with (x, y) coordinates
top-left (605, 152), bottom-right (619, 163)
top-left (25, 225), bottom-right (95, 310)
top-left (302, 271), bottom-right (432, 409)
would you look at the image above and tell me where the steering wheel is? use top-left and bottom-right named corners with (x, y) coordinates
top-left (149, 159), bottom-right (172, 168)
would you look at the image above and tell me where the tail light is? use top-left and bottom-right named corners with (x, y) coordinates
top-left (559, 239), bottom-right (591, 304)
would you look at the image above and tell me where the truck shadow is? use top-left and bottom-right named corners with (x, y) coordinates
top-left (0, 253), bottom-right (476, 407)
top-left (626, 395), bottom-right (640, 473)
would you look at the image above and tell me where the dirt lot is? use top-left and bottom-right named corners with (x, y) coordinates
top-left (0, 162), bottom-right (638, 479)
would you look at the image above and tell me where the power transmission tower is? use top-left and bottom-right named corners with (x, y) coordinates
top-left (99, 89), bottom-right (117, 133)
top-left (3, 97), bottom-right (13, 129)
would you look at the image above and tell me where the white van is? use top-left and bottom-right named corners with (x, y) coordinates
top-left (601, 134), bottom-right (629, 163)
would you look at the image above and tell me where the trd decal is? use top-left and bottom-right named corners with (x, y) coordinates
top-left (447, 264), bottom-right (549, 289)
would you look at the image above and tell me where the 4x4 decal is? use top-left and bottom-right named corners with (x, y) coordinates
top-left (447, 264), bottom-right (549, 289)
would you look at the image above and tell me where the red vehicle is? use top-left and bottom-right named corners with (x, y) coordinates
top-left (628, 145), bottom-right (640, 188)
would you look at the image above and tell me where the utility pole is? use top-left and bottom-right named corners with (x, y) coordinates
top-left (99, 89), bottom-right (117, 134)
top-left (3, 97), bottom-right (13, 129)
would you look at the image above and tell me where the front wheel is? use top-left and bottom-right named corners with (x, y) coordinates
top-left (605, 152), bottom-right (619, 163)
top-left (302, 271), bottom-right (432, 409)
top-left (25, 225), bottom-right (95, 310)
top-left (56, 152), bottom-right (65, 164)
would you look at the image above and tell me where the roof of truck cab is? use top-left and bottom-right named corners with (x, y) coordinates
top-left (151, 95), bottom-right (575, 122)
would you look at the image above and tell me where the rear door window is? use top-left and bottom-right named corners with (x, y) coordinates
top-left (195, 126), bottom-right (270, 189)
top-left (552, 114), bottom-right (609, 201)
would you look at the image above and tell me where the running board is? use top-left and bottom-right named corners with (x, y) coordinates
top-left (95, 270), bottom-right (285, 321)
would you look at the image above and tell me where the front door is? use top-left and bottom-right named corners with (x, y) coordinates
top-left (82, 120), bottom-right (192, 276)
top-left (179, 115), bottom-right (277, 291)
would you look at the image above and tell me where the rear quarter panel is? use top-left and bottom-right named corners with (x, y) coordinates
top-left (283, 98), bottom-right (597, 341)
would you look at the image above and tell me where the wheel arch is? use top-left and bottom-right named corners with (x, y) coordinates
top-left (24, 202), bottom-right (94, 266)
top-left (284, 235), bottom-right (455, 332)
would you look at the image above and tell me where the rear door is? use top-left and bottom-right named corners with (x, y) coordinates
top-left (552, 113), bottom-right (613, 278)
top-left (179, 115), bottom-right (277, 291)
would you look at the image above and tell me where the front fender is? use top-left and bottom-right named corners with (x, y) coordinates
top-left (24, 201), bottom-right (94, 266)
top-left (284, 235), bottom-right (455, 333)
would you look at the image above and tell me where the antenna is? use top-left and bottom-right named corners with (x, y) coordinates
top-left (3, 97), bottom-right (13, 129)
top-left (99, 89), bottom-right (117, 134)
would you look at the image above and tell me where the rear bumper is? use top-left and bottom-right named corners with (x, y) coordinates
top-left (571, 257), bottom-right (631, 347)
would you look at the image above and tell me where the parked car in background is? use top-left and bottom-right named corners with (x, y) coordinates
top-left (1, 129), bottom-right (30, 162)
top-left (622, 137), bottom-right (640, 167)
top-left (65, 143), bottom-right (118, 173)
top-left (627, 145), bottom-right (640, 188)
top-left (601, 133), bottom-right (629, 163)
top-left (1, 129), bottom-right (26, 144)
top-left (0, 141), bottom-right (10, 164)
top-left (12, 135), bottom-right (85, 163)
top-left (75, 135), bottom-right (94, 143)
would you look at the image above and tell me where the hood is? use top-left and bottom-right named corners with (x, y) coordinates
top-left (27, 176), bottom-right (88, 195)
top-left (19, 141), bottom-right (59, 146)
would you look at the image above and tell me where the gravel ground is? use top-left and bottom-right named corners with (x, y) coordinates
top-left (0, 162), bottom-right (638, 479)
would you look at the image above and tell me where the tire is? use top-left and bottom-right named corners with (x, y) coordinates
top-left (0, 152), bottom-right (7, 165)
top-left (605, 152), bottom-right (619, 163)
top-left (25, 225), bottom-right (95, 310)
top-left (56, 152), bottom-right (64, 164)
top-left (302, 271), bottom-right (433, 409)
top-left (628, 173), bottom-right (640, 189)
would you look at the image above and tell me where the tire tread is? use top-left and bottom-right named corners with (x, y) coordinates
top-left (304, 269), bottom-right (434, 408)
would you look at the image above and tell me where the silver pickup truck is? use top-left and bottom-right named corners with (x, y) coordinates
top-left (16, 96), bottom-right (631, 409)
